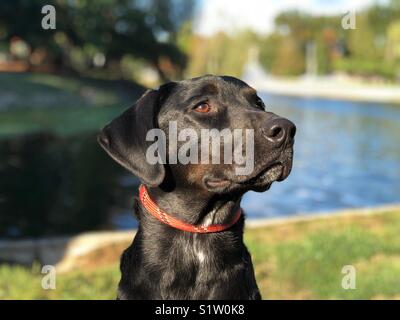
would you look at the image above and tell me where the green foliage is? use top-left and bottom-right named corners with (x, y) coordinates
top-left (347, 15), bottom-right (378, 60)
top-left (271, 38), bottom-right (305, 75)
top-left (258, 34), bottom-right (281, 72)
top-left (265, 10), bottom-right (344, 75)
top-left (183, 30), bottom-right (260, 78)
top-left (0, 0), bottom-right (195, 80)
top-left (386, 20), bottom-right (400, 63)
top-left (334, 59), bottom-right (398, 79)
top-left (261, 4), bottom-right (400, 79)
top-left (184, 3), bottom-right (400, 80)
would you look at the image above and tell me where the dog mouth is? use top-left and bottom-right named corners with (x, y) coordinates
top-left (204, 159), bottom-right (292, 192)
top-left (203, 146), bottom-right (294, 192)
top-left (240, 163), bottom-right (285, 185)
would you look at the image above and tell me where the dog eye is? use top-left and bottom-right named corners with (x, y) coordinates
top-left (193, 102), bottom-right (211, 113)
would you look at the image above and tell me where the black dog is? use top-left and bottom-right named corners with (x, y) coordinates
top-left (98, 75), bottom-right (295, 299)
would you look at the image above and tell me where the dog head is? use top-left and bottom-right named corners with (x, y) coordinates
top-left (98, 75), bottom-right (295, 195)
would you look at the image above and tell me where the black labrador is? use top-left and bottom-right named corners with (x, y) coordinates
top-left (98, 75), bottom-right (296, 299)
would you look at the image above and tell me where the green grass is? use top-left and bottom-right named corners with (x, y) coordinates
top-left (0, 264), bottom-right (120, 300)
top-left (0, 105), bottom-right (127, 136)
top-left (246, 209), bottom-right (400, 299)
top-left (1, 209), bottom-right (399, 300)
top-left (0, 72), bottom-right (144, 137)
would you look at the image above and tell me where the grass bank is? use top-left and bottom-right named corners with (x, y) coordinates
top-left (1, 208), bottom-right (399, 300)
top-left (0, 72), bottom-right (144, 137)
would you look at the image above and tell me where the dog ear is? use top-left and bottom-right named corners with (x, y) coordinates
top-left (98, 84), bottom-right (175, 187)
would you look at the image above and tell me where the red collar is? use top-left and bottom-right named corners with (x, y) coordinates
top-left (139, 185), bottom-right (242, 233)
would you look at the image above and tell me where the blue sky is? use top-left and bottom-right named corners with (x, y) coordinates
top-left (194, 0), bottom-right (386, 35)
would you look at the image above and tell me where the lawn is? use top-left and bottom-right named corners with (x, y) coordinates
top-left (1, 209), bottom-right (399, 300)
top-left (0, 72), bottom-right (144, 137)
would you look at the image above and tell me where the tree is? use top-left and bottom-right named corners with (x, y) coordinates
top-left (386, 20), bottom-right (400, 63)
top-left (0, 0), bottom-right (195, 80)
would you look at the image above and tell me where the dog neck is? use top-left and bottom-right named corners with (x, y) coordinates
top-left (145, 185), bottom-right (242, 227)
top-left (124, 185), bottom-right (255, 300)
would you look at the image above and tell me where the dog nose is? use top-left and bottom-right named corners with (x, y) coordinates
top-left (262, 118), bottom-right (296, 146)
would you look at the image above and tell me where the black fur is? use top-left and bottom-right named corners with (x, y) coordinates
top-left (98, 75), bottom-right (296, 300)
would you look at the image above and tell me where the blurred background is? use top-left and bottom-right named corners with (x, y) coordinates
top-left (0, 0), bottom-right (400, 299)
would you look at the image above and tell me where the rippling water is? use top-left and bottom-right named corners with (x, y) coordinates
top-left (2, 95), bottom-right (400, 237)
top-left (242, 93), bottom-right (400, 218)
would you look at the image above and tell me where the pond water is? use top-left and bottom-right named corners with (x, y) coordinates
top-left (242, 93), bottom-right (400, 218)
top-left (1, 95), bottom-right (400, 238)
